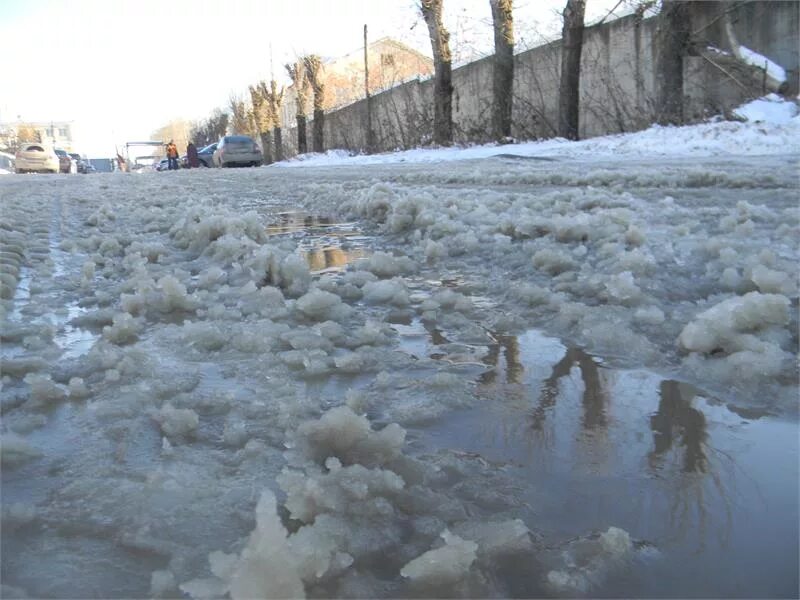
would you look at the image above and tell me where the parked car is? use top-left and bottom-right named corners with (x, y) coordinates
top-left (54, 149), bottom-right (76, 173)
top-left (15, 143), bottom-right (59, 173)
top-left (213, 136), bottom-right (262, 168)
top-left (197, 143), bottom-right (217, 167)
top-left (155, 158), bottom-right (170, 171)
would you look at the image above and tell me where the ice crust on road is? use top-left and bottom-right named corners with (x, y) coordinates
top-left (1, 102), bottom-right (798, 597)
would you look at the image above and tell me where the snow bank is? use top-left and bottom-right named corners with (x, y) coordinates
top-left (275, 96), bottom-right (799, 168)
top-left (734, 93), bottom-right (797, 124)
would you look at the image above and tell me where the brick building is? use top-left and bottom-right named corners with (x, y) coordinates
top-left (280, 37), bottom-right (433, 130)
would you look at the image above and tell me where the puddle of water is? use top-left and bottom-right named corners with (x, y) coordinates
top-left (266, 212), bottom-right (356, 237)
top-left (302, 245), bottom-right (368, 274)
top-left (266, 212), bottom-right (372, 274)
top-left (405, 325), bottom-right (798, 598)
top-left (57, 306), bottom-right (98, 359)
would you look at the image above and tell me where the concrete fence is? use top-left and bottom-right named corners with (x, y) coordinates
top-left (279, 1), bottom-right (798, 158)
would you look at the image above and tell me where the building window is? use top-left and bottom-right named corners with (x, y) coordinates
top-left (46, 128), bottom-right (53, 137)
top-left (381, 53), bottom-right (395, 67)
top-left (58, 128), bottom-right (67, 137)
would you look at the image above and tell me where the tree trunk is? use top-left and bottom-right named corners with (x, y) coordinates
top-left (558, 0), bottom-right (586, 141)
top-left (303, 56), bottom-right (326, 153)
top-left (655, 0), bottom-right (691, 125)
top-left (296, 116), bottom-right (307, 154)
top-left (421, 0), bottom-right (453, 146)
top-left (260, 131), bottom-right (273, 165)
top-left (490, 0), bottom-right (514, 141)
top-left (274, 127), bottom-right (283, 161)
top-left (313, 109), bottom-right (324, 153)
top-left (364, 23), bottom-right (375, 153)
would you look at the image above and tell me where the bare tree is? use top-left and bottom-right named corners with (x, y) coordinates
top-left (229, 94), bottom-right (253, 136)
top-left (249, 84), bottom-right (273, 164)
top-left (421, 0), bottom-right (453, 146)
top-left (16, 124), bottom-right (41, 144)
top-left (304, 55), bottom-right (326, 153)
top-left (190, 108), bottom-right (229, 146)
top-left (286, 60), bottom-right (310, 154)
top-left (269, 80), bottom-right (285, 161)
top-left (490, 0), bottom-right (514, 141)
top-left (655, 0), bottom-right (692, 125)
top-left (558, 0), bottom-right (586, 140)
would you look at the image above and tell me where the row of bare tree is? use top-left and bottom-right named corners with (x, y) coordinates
top-left (419, 0), bottom-right (591, 144)
top-left (190, 55), bottom-right (326, 164)
top-left (421, 0), bottom-right (695, 145)
top-left (189, 0), bottom-right (696, 159)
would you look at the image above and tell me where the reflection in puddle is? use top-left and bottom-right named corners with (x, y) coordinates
top-left (266, 212), bottom-right (370, 274)
top-left (531, 347), bottom-right (607, 431)
top-left (266, 213), bottom-right (335, 235)
top-left (407, 325), bottom-right (797, 597)
top-left (650, 381), bottom-right (707, 473)
top-left (479, 334), bottom-right (524, 385)
top-left (303, 245), bottom-right (367, 274)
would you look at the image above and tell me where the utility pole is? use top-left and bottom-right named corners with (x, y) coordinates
top-left (364, 24), bottom-right (374, 153)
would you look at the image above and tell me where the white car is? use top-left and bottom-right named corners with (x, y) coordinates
top-left (15, 143), bottom-right (60, 174)
top-left (213, 135), bottom-right (263, 168)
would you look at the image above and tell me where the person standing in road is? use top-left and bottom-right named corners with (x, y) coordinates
top-left (166, 140), bottom-right (179, 170)
top-left (186, 142), bottom-right (199, 168)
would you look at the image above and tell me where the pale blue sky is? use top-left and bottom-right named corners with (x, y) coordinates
top-left (1, 0), bottom-right (623, 155)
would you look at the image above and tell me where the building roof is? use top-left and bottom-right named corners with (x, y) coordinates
top-left (326, 36), bottom-right (432, 68)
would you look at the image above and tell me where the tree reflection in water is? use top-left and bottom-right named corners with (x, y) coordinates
top-left (649, 380), bottom-right (707, 473)
top-left (530, 347), bottom-right (607, 431)
top-left (411, 320), bottom-right (737, 553)
top-left (479, 334), bottom-right (524, 386)
top-left (524, 342), bottom-right (735, 551)
top-left (647, 381), bottom-right (735, 551)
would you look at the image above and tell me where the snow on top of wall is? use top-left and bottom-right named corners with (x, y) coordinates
top-left (275, 95), bottom-right (800, 169)
top-left (738, 46), bottom-right (788, 83)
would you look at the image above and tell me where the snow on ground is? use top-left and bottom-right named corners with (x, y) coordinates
top-left (277, 95), bottom-right (800, 168)
top-left (1, 101), bottom-right (798, 598)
